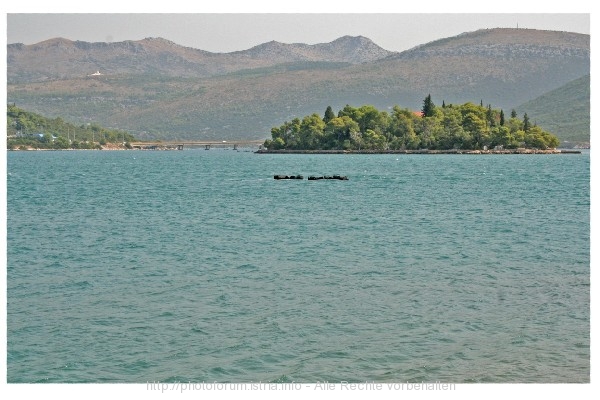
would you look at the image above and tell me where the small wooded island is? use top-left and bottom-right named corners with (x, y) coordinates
top-left (259, 96), bottom-right (561, 153)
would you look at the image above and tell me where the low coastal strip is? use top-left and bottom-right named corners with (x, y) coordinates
top-left (256, 148), bottom-right (581, 155)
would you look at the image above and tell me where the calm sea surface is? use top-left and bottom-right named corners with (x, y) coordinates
top-left (7, 149), bottom-right (590, 383)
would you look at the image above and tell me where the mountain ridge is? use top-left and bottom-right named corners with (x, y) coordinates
top-left (7, 35), bottom-right (395, 83)
top-left (7, 28), bottom-right (590, 144)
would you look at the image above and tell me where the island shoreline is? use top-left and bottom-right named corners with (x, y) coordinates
top-left (255, 149), bottom-right (581, 155)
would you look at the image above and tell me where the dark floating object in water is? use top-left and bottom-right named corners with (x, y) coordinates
top-left (274, 174), bottom-right (348, 180)
top-left (274, 175), bottom-right (304, 180)
top-left (308, 175), bottom-right (348, 180)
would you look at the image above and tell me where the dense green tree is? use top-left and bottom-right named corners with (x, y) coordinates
top-left (508, 130), bottom-right (522, 148)
top-left (272, 137), bottom-right (286, 149)
top-left (486, 104), bottom-right (495, 127)
top-left (523, 113), bottom-right (531, 132)
top-left (459, 102), bottom-right (487, 121)
top-left (440, 107), bottom-right (468, 149)
top-left (362, 129), bottom-right (387, 150)
top-left (53, 136), bottom-right (70, 149)
top-left (338, 104), bottom-right (358, 120)
top-left (422, 94), bottom-right (435, 117)
top-left (389, 106), bottom-right (419, 149)
top-left (326, 116), bottom-right (359, 146)
top-left (323, 106), bottom-right (335, 123)
top-left (263, 137), bottom-right (284, 150)
top-left (507, 117), bottom-right (522, 134)
top-left (489, 126), bottom-right (511, 148)
top-left (524, 126), bottom-right (559, 149)
top-left (299, 114), bottom-right (326, 150)
top-left (511, 109), bottom-right (518, 118)
top-left (16, 115), bottom-right (33, 133)
top-left (357, 105), bottom-right (389, 134)
top-left (462, 112), bottom-right (488, 148)
top-left (270, 123), bottom-right (288, 141)
top-left (499, 109), bottom-right (505, 126)
top-left (416, 116), bottom-right (441, 149)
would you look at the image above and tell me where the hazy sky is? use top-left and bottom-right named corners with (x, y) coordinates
top-left (5, 12), bottom-right (591, 53)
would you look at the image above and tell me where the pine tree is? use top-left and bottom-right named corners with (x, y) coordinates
top-left (323, 106), bottom-right (335, 123)
top-left (422, 94), bottom-right (435, 117)
top-left (511, 109), bottom-right (517, 118)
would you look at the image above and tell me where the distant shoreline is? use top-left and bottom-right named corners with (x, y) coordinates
top-left (255, 149), bottom-right (582, 155)
top-left (7, 147), bottom-right (584, 154)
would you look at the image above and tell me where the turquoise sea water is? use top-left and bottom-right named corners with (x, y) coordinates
top-left (7, 149), bottom-right (590, 383)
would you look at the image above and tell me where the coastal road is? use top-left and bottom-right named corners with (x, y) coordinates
top-left (130, 140), bottom-right (265, 149)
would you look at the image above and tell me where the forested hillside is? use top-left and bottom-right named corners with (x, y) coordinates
top-left (516, 75), bottom-right (590, 147)
top-left (6, 104), bottom-right (135, 149)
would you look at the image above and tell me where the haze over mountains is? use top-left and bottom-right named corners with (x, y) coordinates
top-left (7, 28), bottom-right (590, 144)
top-left (7, 35), bottom-right (394, 82)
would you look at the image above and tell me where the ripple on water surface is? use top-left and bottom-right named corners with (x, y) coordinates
top-left (7, 150), bottom-right (590, 383)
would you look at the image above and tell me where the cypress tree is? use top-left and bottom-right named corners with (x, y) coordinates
top-left (523, 113), bottom-right (530, 131)
top-left (499, 109), bottom-right (505, 126)
top-left (487, 104), bottom-right (494, 127)
top-left (422, 94), bottom-right (435, 117)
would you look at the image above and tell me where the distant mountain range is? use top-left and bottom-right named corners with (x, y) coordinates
top-left (7, 35), bottom-right (395, 82)
top-left (7, 28), bottom-right (590, 144)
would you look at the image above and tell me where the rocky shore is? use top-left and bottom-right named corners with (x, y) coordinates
top-left (256, 148), bottom-right (580, 155)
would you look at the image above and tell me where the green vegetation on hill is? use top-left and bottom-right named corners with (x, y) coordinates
top-left (516, 75), bottom-right (590, 147)
top-left (6, 104), bottom-right (136, 150)
top-left (264, 97), bottom-right (559, 151)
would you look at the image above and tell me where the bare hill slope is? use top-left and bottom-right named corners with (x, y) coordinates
top-left (7, 28), bottom-right (589, 142)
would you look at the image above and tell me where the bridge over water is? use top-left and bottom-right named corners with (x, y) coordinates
top-left (130, 140), bottom-right (265, 150)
